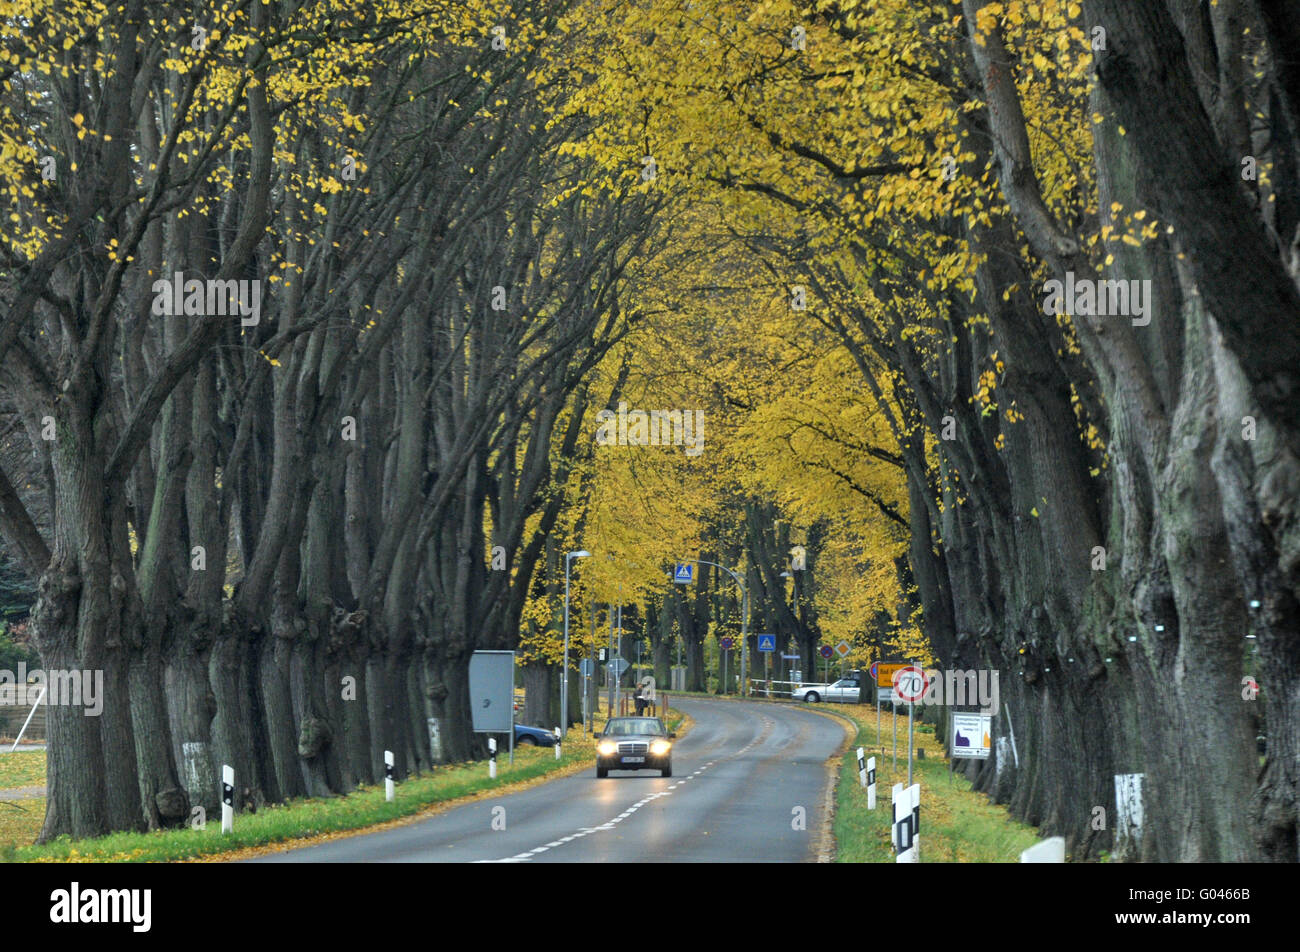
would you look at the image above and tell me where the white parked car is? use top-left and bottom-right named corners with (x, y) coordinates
top-left (792, 676), bottom-right (862, 703)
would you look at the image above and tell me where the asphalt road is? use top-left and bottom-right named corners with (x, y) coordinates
top-left (246, 696), bottom-right (849, 863)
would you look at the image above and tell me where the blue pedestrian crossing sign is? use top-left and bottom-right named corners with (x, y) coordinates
top-left (673, 563), bottom-right (694, 583)
top-left (757, 634), bottom-right (776, 652)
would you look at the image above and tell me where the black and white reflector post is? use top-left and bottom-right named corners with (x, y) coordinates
top-left (892, 786), bottom-right (911, 861)
top-left (892, 782), bottom-right (919, 863)
top-left (384, 749), bottom-right (395, 802)
top-left (891, 782), bottom-right (903, 852)
top-left (867, 757), bottom-right (877, 810)
top-left (488, 736), bottom-right (497, 779)
top-left (908, 782), bottom-right (921, 860)
top-left (856, 747), bottom-right (867, 786)
top-left (554, 725), bottom-right (562, 760)
top-left (221, 764), bottom-right (234, 834)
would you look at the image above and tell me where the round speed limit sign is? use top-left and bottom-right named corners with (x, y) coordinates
top-left (893, 665), bottom-right (928, 703)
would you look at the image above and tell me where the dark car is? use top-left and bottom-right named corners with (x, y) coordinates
top-left (514, 724), bottom-right (558, 746)
top-left (595, 716), bottom-right (675, 778)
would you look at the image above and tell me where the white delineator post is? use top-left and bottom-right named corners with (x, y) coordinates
top-left (221, 765), bottom-right (234, 834)
top-left (891, 782), bottom-right (904, 853)
top-left (1020, 837), bottom-right (1066, 863)
top-left (867, 757), bottom-right (877, 810)
top-left (893, 782), bottom-right (919, 863)
top-left (907, 783), bottom-right (921, 860)
top-left (554, 725), bottom-right (562, 760)
top-left (384, 749), bottom-right (395, 802)
top-left (488, 737), bottom-right (497, 779)
top-left (857, 747), bottom-right (867, 787)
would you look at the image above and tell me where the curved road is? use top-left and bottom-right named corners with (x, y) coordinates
top-left (246, 697), bottom-right (848, 863)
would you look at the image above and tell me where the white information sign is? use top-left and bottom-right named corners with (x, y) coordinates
top-left (951, 712), bottom-right (992, 759)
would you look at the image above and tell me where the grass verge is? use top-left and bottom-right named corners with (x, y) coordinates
top-left (1, 707), bottom-right (685, 863)
top-left (830, 704), bottom-right (1041, 862)
top-left (0, 798), bottom-right (45, 861)
top-left (0, 750), bottom-right (46, 789)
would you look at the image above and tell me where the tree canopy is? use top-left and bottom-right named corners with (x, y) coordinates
top-left (2, 0), bottom-right (1297, 861)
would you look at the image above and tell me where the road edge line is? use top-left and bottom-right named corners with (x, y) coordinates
top-left (198, 710), bottom-right (696, 863)
top-left (796, 706), bottom-right (856, 863)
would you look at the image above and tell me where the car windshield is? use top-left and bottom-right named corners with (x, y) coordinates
top-left (604, 718), bottom-right (664, 736)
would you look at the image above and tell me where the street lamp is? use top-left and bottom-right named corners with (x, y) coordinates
top-left (780, 571), bottom-right (795, 684)
top-left (563, 550), bottom-right (591, 738)
top-left (678, 558), bottom-right (749, 696)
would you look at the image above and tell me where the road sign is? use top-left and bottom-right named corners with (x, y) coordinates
top-left (469, 650), bottom-right (515, 733)
top-left (951, 712), bottom-right (992, 759)
top-left (869, 661), bottom-right (879, 680)
top-left (877, 662), bottom-right (908, 688)
top-left (579, 659), bottom-right (594, 677)
top-left (819, 645), bottom-right (834, 660)
top-left (757, 634), bottom-right (776, 652)
top-left (673, 563), bottom-right (694, 583)
top-left (877, 686), bottom-right (896, 704)
top-left (893, 665), bottom-right (927, 703)
top-left (833, 640), bottom-right (851, 658)
top-left (720, 637), bottom-right (734, 650)
top-left (781, 653), bottom-right (800, 660)
top-left (607, 658), bottom-right (629, 677)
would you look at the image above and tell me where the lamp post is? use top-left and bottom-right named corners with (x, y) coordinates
top-left (780, 570), bottom-right (794, 683)
top-left (677, 558), bottom-right (748, 696)
top-left (563, 549), bottom-right (590, 738)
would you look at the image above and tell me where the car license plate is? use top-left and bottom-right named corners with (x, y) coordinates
top-left (621, 756), bottom-right (645, 763)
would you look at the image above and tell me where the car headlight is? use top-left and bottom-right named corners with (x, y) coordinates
top-left (598, 741), bottom-right (617, 755)
top-left (650, 740), bottom-right (671, 756)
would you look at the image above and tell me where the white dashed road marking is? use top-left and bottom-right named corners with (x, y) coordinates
top-left (485, 709), bottom-right (764, 862)
top-left (491, 787), bottom-right (680, 861)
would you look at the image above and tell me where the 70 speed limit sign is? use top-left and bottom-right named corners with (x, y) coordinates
top-left (892, 666), bottom-right (928, 703)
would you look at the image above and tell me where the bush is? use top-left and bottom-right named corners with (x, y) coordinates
top-left (0, 627), bottom-right (37, 672)
top-left (0, 550), bottom-right (35, 626)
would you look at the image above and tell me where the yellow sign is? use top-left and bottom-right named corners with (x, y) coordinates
top-left (877, 663), bottom-right (908, 688)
